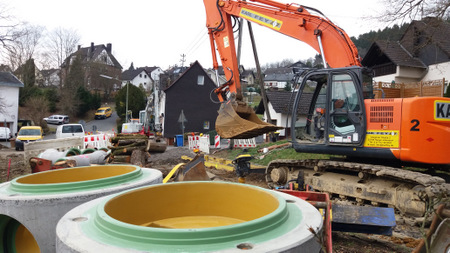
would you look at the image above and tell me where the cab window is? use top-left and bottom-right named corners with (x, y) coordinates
top-left (330, 74), bottom-right (361, 112)
top-left (329, 74), bottom-right (360, 136)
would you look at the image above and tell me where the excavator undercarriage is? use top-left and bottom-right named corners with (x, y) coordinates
top-left (265, 159), bottom-right (449, 217)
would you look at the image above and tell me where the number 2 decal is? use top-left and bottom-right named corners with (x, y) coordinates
top-left (410, 119), bottom-right (420, 131)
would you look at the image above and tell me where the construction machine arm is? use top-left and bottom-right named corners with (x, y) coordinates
top-left (204, 0), bottom-right (361, 101)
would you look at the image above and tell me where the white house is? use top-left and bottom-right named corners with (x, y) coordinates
top-left (121, 66), bottom-right (164, 93)
top-left (263, 68), bottom-right (295, 90)
top-left (362, 17), bottom-right (450, 87)
top-left (205, 68), bottom-right (226, 86)
top-left (0, 72), bottom-right (24, 136)
top-left (40, 68), bottom-right (60, 87)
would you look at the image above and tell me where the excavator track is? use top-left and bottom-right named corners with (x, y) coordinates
top-left (265, 159), bottom-right (450, 217)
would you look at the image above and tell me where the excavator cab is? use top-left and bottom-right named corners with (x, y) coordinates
top-left (291, 67), bottom-right (373, 152)
top-left (216, 96), bottom-right (283, 139)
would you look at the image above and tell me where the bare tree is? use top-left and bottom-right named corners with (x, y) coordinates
top-left (44, 27), bottom-right (80, 68)
top-left (23, 96), bottom-right (48, 128)
top-left (379, 0), bottom-right (450, 23)
top-left (4, 24), bottom-right (44, 71)
top-left (0, 2), bottom-right (21, 48)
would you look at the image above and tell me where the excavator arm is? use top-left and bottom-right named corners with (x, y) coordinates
top-left (204, 0), bottom-right (361, 139)
top-left (204, 0), bottom-right (361, 99)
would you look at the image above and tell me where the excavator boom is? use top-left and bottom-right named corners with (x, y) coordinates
top-left (204, 0), bottom-right (361, 139)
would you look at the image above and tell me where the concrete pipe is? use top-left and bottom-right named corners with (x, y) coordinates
top-left (0, 165), bottom-right (162, 253)
top-left (57, 181), bottom-right (323, 252)
top-left (55, 150), bottom-right (109, 166)
top-left (40, 149), bottom-right (109, 166)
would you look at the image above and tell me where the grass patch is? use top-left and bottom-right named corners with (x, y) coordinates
top-left (223, 140), bottom-right (334, 166)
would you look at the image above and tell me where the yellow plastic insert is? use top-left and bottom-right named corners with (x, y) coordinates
top-left (105, 182), bottom-right (279, 229)
top-left (16, 165), bottom-right (136, 184)
top-left (14, 224), bottom-right (40, 253)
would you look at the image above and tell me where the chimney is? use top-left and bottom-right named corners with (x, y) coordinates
top-left (77, 45), bottom-right (81, 50)
top-left (106, 43), bottom-right (112, 53)
top-left (89, 42), bottom-right (95, 59)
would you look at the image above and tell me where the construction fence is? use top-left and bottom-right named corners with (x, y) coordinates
top-left (373, 78), bottom-right (447, 99)
top-left (188, 135), bottom-right (257, 154)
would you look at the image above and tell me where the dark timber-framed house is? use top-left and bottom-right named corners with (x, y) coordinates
top-left (161, 61), bottom-right (220, 139)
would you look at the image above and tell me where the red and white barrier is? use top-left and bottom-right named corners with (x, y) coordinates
top-left (188, 134), bottom-right (210, 150)
top-left (199, 136), bottom-right (210, 154)
top-left (214, 135), bottom-right (220, 148)
top-left (233, 138), bottom-right (257, 148)
top-left (188, 135), bottom-right (200, 150)
top-left (84, 133), bottom-right (113, 149)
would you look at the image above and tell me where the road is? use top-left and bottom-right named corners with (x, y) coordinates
top-left (0, 112), bottom-right (119, 149)
top-left (44, 112), bottom-right (119, 140)
top-left (84, 111), bottom-right (118, 134)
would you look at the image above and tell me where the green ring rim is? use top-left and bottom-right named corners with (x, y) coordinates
top-left (8, 165), bottom-right (143, 194)
top-left (80, 182), bottom-right (303, 251)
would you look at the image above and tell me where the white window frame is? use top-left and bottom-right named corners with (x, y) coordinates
top-left (197, 75), bottom-right (204, 85)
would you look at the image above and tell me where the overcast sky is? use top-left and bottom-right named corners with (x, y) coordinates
top-left (2, 0), bottom-right (385, 70)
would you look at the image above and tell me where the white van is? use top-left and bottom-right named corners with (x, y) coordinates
top-left (0, 127), bottom-right (12, 140)
top-left (56, 124), bottom-right (85, 139)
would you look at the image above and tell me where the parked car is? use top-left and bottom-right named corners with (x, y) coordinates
top-left (56, 124), bottom-right (85, 139)
top-left (95, 107), bottom-right (112, 119)
top-left (44, 115), bottom-right (69, 125)
top-left (15, 126), bottom-right (44, 151)
top-left (0, 127), bottom-right (12, 141)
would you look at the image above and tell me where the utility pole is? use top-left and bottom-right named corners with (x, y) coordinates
top-left (248, 21), bottom-right (272, 125)
top-left (180, 54), bottom-right (186, 67)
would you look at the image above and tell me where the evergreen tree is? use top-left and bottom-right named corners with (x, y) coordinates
top-left (115, 82), bottom-right (146, 120)
top-left (284, 82), bottom-right (292, 92)
top-left (19, 58), bottom-right (40, 106)
top-left (65, 53), bottom-right (85, 92)
top-left (445, 84), bottom-right (450, 98)
top-left (75, 86), bottom-right (91, 117)
top-left (62, 53), bottom-right (85, 115)
top-left (351, 23), bottom-right (409, 58)
top-left (44, 88), bottom-right (59, 112)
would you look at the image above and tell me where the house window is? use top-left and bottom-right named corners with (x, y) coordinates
top-left (144, 75), bottom-right (147, 78)
top-left (197, 75), bottom-right (204, 85)
top-left (140, 74), bottom-right (142, 78)
top-left (203, 121), bottom-right (210, 129)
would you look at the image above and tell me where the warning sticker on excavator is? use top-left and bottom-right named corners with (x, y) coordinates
top-left (240, 8), bottom-right (282, 30)
top-left (223, 36), bottom-right (230, 48)
top-left (364, 130), bottom-right (399, 148)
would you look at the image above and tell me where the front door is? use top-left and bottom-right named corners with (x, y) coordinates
top-left (326, 72), bottom-right (365, 145)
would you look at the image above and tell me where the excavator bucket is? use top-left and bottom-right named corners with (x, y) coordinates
top-left (216, 100), bottom-right (283, 139)
top-left (173, 154), bottom-right (210, 182)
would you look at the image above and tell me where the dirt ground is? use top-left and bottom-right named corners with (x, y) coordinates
top-left (0, 144), bottom-right (424, 252)
top-left (147, 147), bottom-right (422, 253)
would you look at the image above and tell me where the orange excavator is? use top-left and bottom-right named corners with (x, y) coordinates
top-left (203, 0), bottom-right (449, 217)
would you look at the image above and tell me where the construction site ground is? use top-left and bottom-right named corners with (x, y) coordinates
top-left (0, 144), bottom-right (424, 252)
top-left (152, 146), bottom-right (424, 253)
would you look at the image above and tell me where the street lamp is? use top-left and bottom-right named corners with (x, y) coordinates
top-left (125, 82), bottom-right (129, 123)
top-left (99, 74), bottom-right (129, 123)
